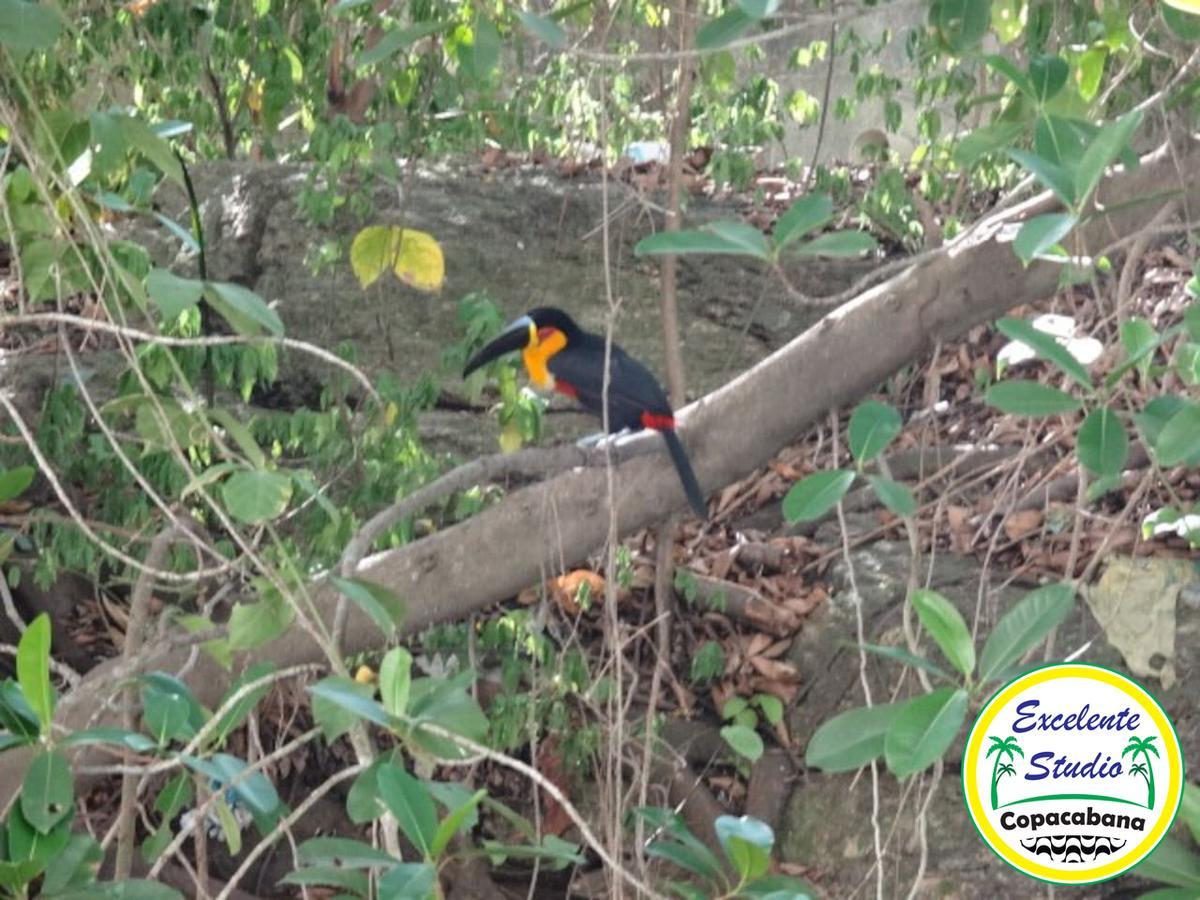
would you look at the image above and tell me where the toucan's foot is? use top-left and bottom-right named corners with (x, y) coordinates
top-left (576, 428), bottom-right (633, 449)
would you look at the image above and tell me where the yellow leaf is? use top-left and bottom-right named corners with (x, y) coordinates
top-left (354, 665), bottom-right (377, 684)
top-left (499, 422), bottom-right (522, 453)
top-left (391, 228), bottom-right (444, 293)
top-left (349, 225), bottom-right (445, 293)
top-left (350, 225), bottom-right (393, 289)
top-left (1164, 0), bottom-right (1200, 12)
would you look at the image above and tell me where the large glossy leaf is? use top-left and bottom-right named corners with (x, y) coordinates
top-left (805, 702), bottom-right (906, 772)
top-left (985, 380), bottom-right (1082, 416)
top-left (0, 0), bottom-right (60, 51)
top-left (792, 230), bottom-right (877, 257)
top-left (20, 749), bottom-right (73, 833)
top-left (720, 724), bottom-right (764, 762)
top-left (781, 469), bottom-right (855, 522)
top-left (1008, 149), bottom-right (1075, 206)
top-left (1155, 402), bottom-right (1200, 467)
top-left (515, 11), bottom-right (567, 48)
top-left (883, 688), bottom-right (969, 777)
top-left (296, 835), bottom-right (398, 867)
top-left (1075, 110), bottom-right (1142, 205)
top-left (204, 282), bottom-right (284, 337)
top-left (772, 194), bottom-right (832, 249)
top-left (16, 613), bottom-right (53, 733)
top-left (978, 583), bottom-right (1075, 683)
top-left (1028, 54), bottom-right (1069, 103)
top-left (356, 21), bottom-right (450, 67)
top-left (910, 589), bottom-right (975, 678)
top-left (848, 401), bottom-right (903, 464)
top-left (1012, 212), bottom-right (1077, 265)
top-left (715, 815), bottom-right (773, 881)
top-left (1077, 406), bottom-right (1128, 478)
top-left (146, 269), bottom-right (203, 321)
top-left (221, 469), bottom-right (293, 524)
top-left (377, 764), bottom-right (437, 857)
top-left (329, 576), bottom-right (405, 638)
top-left (867, 474), bottom-right (916, 517)
top-left (635, 222), bottom-right (771, 259)
top-left (696, 7), bottom-right (755, 50)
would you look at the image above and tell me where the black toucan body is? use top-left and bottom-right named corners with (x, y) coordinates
top-left (463, 307), bottom-right (707, 518)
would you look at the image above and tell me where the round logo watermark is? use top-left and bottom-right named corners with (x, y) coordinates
top-left (963, 663), bottom-right (1184, 884)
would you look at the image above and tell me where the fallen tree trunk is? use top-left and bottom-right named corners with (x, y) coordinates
top-left (5, 132), bottom-right (1196, 808)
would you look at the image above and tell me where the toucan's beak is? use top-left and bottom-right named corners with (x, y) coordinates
top-left (463, 315), bottom-right (535, 378)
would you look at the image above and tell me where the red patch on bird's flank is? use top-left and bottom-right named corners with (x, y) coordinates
top-left (555, 380), bottom-right (578, 398)
top-left (640, 411), bottom-right (675, 430)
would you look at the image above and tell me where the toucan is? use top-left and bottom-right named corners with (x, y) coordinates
top-left (462, 307), bottom-right (707, 518)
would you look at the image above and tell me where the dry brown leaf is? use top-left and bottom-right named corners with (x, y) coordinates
top-left (1003, 509), bottom-right (1043, 541)
top-left (549, 569), bottom-right (606, 616)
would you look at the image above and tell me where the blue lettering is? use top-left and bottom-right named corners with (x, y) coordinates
top-left (1026, 751), bottom-right (1052, 780)
top-left (1013, 699), bottom-right (1039, 733)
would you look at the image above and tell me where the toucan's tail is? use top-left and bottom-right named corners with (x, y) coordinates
top-left (661, 429), bottom-right (707, 519)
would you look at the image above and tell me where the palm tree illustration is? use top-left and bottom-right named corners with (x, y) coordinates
top-left (987, 736), bottom-right (1024, 809)
top-left (1123, 736), bottom-right (1159, 808)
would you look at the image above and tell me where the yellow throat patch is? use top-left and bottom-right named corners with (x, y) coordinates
top-left (522, 325), bottom-right (566, 390)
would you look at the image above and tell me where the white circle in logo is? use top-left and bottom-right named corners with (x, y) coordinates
top-left (962, 663), bottom-right (1184, 884)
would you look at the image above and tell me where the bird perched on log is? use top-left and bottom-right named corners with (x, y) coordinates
top-left (462, 307), bottom-right (707, 518)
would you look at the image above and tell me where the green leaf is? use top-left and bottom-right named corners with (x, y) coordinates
top-left (7, 802), bottom-right (70, 868)
top-left (857, 644), bottom-right (953, 683)
top-left (781, 469), bottom-right (855, 523)
top-left (954, 120), bottom-right (1027, 167)
top-left (0, 681), bottom-right (41, 742)
top-left (209, 662), bottom-right (274, 745)
top-left (634, 222), bottom-right (769, 259)
top-left (279, 866), bottom-right (370, 894)
top-left (204, 282), bottom-right (284, 337)
top-left (754, 694), bottom-right (784, 727)
top-left (866, 474), bottom-right (916, 517)
top-left (55, 881), bottom-right (184, 899)
top-left (793, 230), bottom-right (877, 258)
top-left (207, 408), bottom-right (266, 469)
top-left (1075, 110), bottom-right (1142, 206)
top-left (1008, 149), bottom-right (1075, 206)
top-left (309, 677), bottom-right (395, 731)
top-left (1119, 317), bottom-right (1159, 378)
top-left (1028, 54), bottom-right (1069, 103)
top-left (910, 589), bottom-right (975, 678)
top-left (996, 316), bottom-right (1092, 388)
top-left (696, 7), bottom-right (755, 50)
top-left (356, 21), bottom-right (450, 67)
top-left (978, 583), bottom-right (1075, 683)
top-left (715, 815), bottom-right (772, 880)
top-left (1162, 3), bottom-right (1200, 42)
top-left (1132, 834), bottom-right (1200, 889)
top-left (430, 788), bottom-right (487, 858)
top-left (1156, 402), bottom-right (1200, 467)
top-left (516, 11), bottom-right (567, 48)
top-left (0, 0), bottom-right (60, 51)
top-left (179, 752), bottom-right (282, 821)
top-left (311, 676), bottom-right (376, 743)
top-left (221, 469), bottom-right (293, 524)
top-left (146, 269), bottom-right (204, 321)
top-left (735, 0), bottom-right (780, 17)
top-left (40, 833), bottom-right (102, 893)
top-left (118, 116), bottom-right (185, 186)
top-left (0, 466), bottom-right (34, 502)
top-left (377, 764), bottom-right (437, 858)
top-left (59, 727), bottom-right (157, 752)
top-left (848, 401), bottom-right (902, 464)
top-left (1077, 406), bottom-right (1128, 478)
top-left (20, 749), bottom-right (73, 833)
top-left (377, 862), bottom-right (439, 898)
top-left (296, 835), bottom-right (398, 868)
top-left (772, 194), bottom-right (832, 249)
top-left (406, 676), bottom-right (489, 760)
top-left (1187, 298), bottom-right (1200, 340)
top-left (883, 687), bottom-right (969, 778)
top-left (378, 647), bottom-right (413, 718)
top-left (16, 613), bottom-right (53, 732)
top-left (929, 0), bottom-right (989, 51)
top-left (1075, 47), bottom-right (1106, 102)
top-left (141, 675), bottom-right (203, 745)
top-left (1175, 342), bottom-right (1200, 385)
top-left (227, 590), bottom-right (294, 650)
top-left (985, 54), bottom-right (1036, 99)
top-left (720, 724), bottom-right (764, 762)
top-left (346, 756), bottom-right (389, 824)
top-left (459, 17), bottom-right (500, 81)
top-left (805, 702), bottom-right (905, 772)
top-left (153, 773), bottom-right (193, 820)
top-left (329, 576), bottom-right (405, 638)
top-left (985, 380), bottom-right (1082, 416)
top-left (638, 808), bottom-right (725, 881)
top-left (1134, 396), bottom-right (1189, 450)
top-left (1012, 212), bottom-right (1078, 265)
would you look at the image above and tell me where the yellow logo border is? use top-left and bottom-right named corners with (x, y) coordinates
top-left (962, 663), bottom-right (1184, 884)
